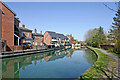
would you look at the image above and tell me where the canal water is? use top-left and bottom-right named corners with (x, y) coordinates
top-left (1, 48), bottom-right (97, 78)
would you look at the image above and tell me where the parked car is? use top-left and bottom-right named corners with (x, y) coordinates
top-left (23, 42), bottom-right (32, 49)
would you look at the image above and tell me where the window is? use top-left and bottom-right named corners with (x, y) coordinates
top-left (21, 32), bottom-right (23, 36)
top-left (27, 33), bottom-right (29, 37)
top-left (52, 37), bottom-right (56, 39)
top-left (27, 41), bottom-right (30, 42)
top-left (40, 42), bottom-right (42, 45)
top-left (45, 37), bottom-right (47, 40)
top-left (35, 42), bottom-right (37, 45)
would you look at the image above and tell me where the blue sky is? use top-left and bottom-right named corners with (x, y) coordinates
top-left (5, 2), bottom-right (116, 41)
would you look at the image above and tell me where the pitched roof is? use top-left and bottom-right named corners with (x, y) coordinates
top-left (0, 1), bottom-right (16, 16)
top-left (32, 33), bottom-right (43, 37)
top-left (19, 27), bottom-right (32, 32)
top-left (46, 31), bottom-right (68, 40)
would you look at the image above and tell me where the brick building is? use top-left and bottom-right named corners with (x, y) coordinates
top-left (66, 34), bottom-right (74, 43)
top-left (0, 1), bottom-right (26, 51)
top-left (32, 28), bottom-right (44, 46)
top-left (44, 31), bottom-right (70, 45)
top-left (107, 33), bottom-right (115, 45)
top-left (19, 25), bottom-right (33, 44)
top-left (0, 1), bottom-right (17, 51)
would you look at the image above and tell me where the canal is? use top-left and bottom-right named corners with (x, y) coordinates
top-left (1, 48), bottom-right (97, 78)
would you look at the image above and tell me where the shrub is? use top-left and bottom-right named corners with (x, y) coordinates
top-left (43, 43), bottom-right (46, 46)
top-left (92, 42), bottom-right (99, 48)
top-left (108, 49), bottom-right (114, 52)
top-left (115, 39), bottom-right (120, 54)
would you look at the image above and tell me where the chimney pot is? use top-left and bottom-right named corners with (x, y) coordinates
top-left (35, 28), bottom-right (37, 34)
top-left (22, 24), bottom-right (25, 28)
top-left (40, 31), bottom-right (42, 34)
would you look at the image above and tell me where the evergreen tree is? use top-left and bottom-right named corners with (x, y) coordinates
top-left (109, 9), bottom-right (120, 53)
top-left (92, 26), bottom-right (107, 47)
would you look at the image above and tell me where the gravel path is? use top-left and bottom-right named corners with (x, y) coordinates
top-left (95, 48), bottom-right (120, 79)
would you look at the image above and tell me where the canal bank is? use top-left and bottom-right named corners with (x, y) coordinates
top-left (79, 46), bottom-right (119, 79)
top-left (0, 47), bottom-right (66, 59)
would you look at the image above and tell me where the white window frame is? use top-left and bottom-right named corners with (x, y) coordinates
top-left (35, 42), bottom-right (37, 45)
top-left (27, 33), bottom-right (29, 37)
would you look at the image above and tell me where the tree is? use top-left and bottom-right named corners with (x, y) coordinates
top-left (85, 28), bottom-right (98, 45)
top-left (109, 9), bottom-right (120, 53)
top-left (97, 26), bottom-right (107, 44)
top-left (85, 26), bottom-right (107, 47)
top-left (92, 35), bottom-right (100, 47)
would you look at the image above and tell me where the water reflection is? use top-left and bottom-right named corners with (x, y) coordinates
top-left (2, 48), bottom-right (97, 78)
top-left (2, 49), bottom-right (73, 78)
top-left (84, 49), bottom-right (97, 64)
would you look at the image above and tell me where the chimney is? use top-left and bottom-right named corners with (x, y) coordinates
top-left (40, 31), bottom-right (42, 34)
top-left (22, 24), bottom-right (25, 28)
top-left (35, 28), bottom-right (37, 34)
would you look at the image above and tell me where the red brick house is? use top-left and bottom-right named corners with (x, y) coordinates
top-left (0, 1), bottom-right (16, 51)
top-left (66, 34), bottom-right (74, 44)
top-left (32, 28), bottom-right (44, 46)
top-left (19, 25), bottom-right (33, 44)
top-left (44, 31), bottom-right (70, 45)
top-left (0, 1), bottom-right (25, 51)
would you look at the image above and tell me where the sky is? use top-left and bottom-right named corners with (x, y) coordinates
top-left (5, 2), bottom-right (117, 41)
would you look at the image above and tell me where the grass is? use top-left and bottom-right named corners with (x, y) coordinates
top-left (78, 46), bottom-right (117, 79)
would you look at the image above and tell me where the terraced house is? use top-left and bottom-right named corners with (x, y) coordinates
top-left (32, 28), bottom-right (44, 46)
top-left (19, 24), bottom-right (33, 44)
top-left (0, 1), bottom-right (23, 51)
top-left (66, 34), bottom-right (74, 44)
top-left (44, 31), bottom-right (70, 46)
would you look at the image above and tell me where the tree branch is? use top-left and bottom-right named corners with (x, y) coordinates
top-left (103, 3), bottom-right (118, 12)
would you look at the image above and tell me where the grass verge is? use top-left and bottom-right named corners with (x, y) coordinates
top-left (78, 46), bottom-right (117, 79)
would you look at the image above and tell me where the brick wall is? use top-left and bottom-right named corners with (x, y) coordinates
top-left (1, 2), bottom-right (15, 51)
top-left (33, 36), bottom-right (44, 46)
top-left (44, 32), bottom-right (51, 45)
top-left (21, 30), bottom-right (33, 44)
top-left (13, 45), bottom-right (23, 50)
